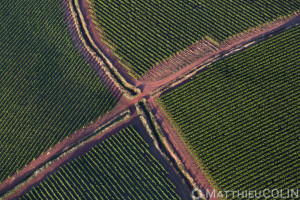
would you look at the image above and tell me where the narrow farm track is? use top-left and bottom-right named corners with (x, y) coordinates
top-left (66, 5), bottom-right (300, 198)
top-left (79, 0), bottom-right (300, 92)
top-left (1, 0), bottom-right (300, 198)
top-left (147, 98), bottom-right (218, 200)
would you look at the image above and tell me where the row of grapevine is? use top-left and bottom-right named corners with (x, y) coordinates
top-left (158, 26), bottom-right (300, 199)
top-left (0, 0), bottom-right (117, 183)
top-left (19, 126), bottom-right (181, 200)
top-left (89, 0), bottom-right (300, 78)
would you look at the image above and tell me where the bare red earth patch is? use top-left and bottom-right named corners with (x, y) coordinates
top-left (148, 98), bottom-right (220, 200)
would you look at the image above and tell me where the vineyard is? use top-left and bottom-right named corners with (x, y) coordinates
top-left (88, 0), bottom-right (300, 78)
top-left (158, 26), bottom-right (300, 198)
top-left (18, 126), bottom-right (181, 200)
top-left (0, 0), bottom-right (117, 183)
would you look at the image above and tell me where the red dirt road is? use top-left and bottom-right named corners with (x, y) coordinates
top-left (80, 0), bottom-right (299, 86)
top-left (139, 14), bottom-right (300, 94)
top-left (79, 0), bottom-right (137, 86)
top-left (4, 117), bottom-right (132, 200)
top-left (1, 0), bottom-right (299, 198)
top-left (71, 5), bottom-right (299, 199)
top-left (5, 114), bottom-right (192, 200)
top-left (148, 98), bottom-right (218, 199)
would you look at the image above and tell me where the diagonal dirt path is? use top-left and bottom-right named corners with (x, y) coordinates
top-left (79, 0), bottom-right (300, 89)
top-left (1, 0), bottom-right (299, 198)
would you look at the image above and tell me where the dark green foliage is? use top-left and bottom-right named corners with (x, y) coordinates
top-left (0, 0), bottom-right (116, 182)
top-left (19, 126), bottom-right (180, 200)
top-left (159, 26), bottom-right (300, 198)
top-left (90, 0), bottom-right (300, 78)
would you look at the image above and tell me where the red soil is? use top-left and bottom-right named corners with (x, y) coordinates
top-left (4, 116), bottom-right (132, 200)
top-left (80, 0), bottom-right (300, 83)
top-left (143, 14), bottom-right (300, 82)
top-left (148, 98), bottom-right (219, 200)
top-left (5, 114), bottom-right (191, 200)
top-left (139, 14), bottom-right (300, 94)
top-left (62, 0), bottom-right (122, 101)
top-left (79, 0), bottom-right (138, 86)
top-left (142, 38), bottom-right (219, 82)
top-left (1, 0), bottom-right (299, 198)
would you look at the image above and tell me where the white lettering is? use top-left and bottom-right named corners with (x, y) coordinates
top-left (205, 189), bottom-right (216, 199)
top-left (191, 188), bottom-right (202, 200)
top-left (255, 190), bottom-right (261, 198)
top-left (263, 189), bottom-right (270, 198)
top-left (248, 190), bottom-right (254, 198)
top-left (271, 189), bottom-right (279, 198)
top-left (237, 190), bottom-right (245, 198)
top-left (291, 189), bottom-right (299, 198)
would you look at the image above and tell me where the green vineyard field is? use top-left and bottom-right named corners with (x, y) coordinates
top-left (0, 1), bottom-right (116, 183)
top-left (89, 0), bottom-right (300, 78)
top-left (19, 126), bottom-right (181, 200)
top-left (158, 26), bottom-right (300, 198)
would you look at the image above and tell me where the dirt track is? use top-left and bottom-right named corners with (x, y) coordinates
top-left (69, 5), bottom-right (299, 199)
top-left (79, 0), bottom-right (137, 86)
top-left (80, 0), bottom-right (300, 88)
top-left (3, 108), bottom-right (192, 200)
top-left (139, 14), bottom-right (300, 94)
top-left (80, 0), bottom-right (300, 93)
top-left (147, 98), bottom-right (217, 199)
top-left (1, 0), bottom-right (300, 199)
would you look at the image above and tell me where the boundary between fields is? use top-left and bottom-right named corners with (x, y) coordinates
top-left (0, 110), bottom-right (131, 200)
top-left (151, 18), bottom-right (300, 98)
top-left (2, 4), bottom-right (299, 200)
top-left (135, 99), bottom-right (206, 200)
top-left (70, 0), bottom-right (140, 98)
